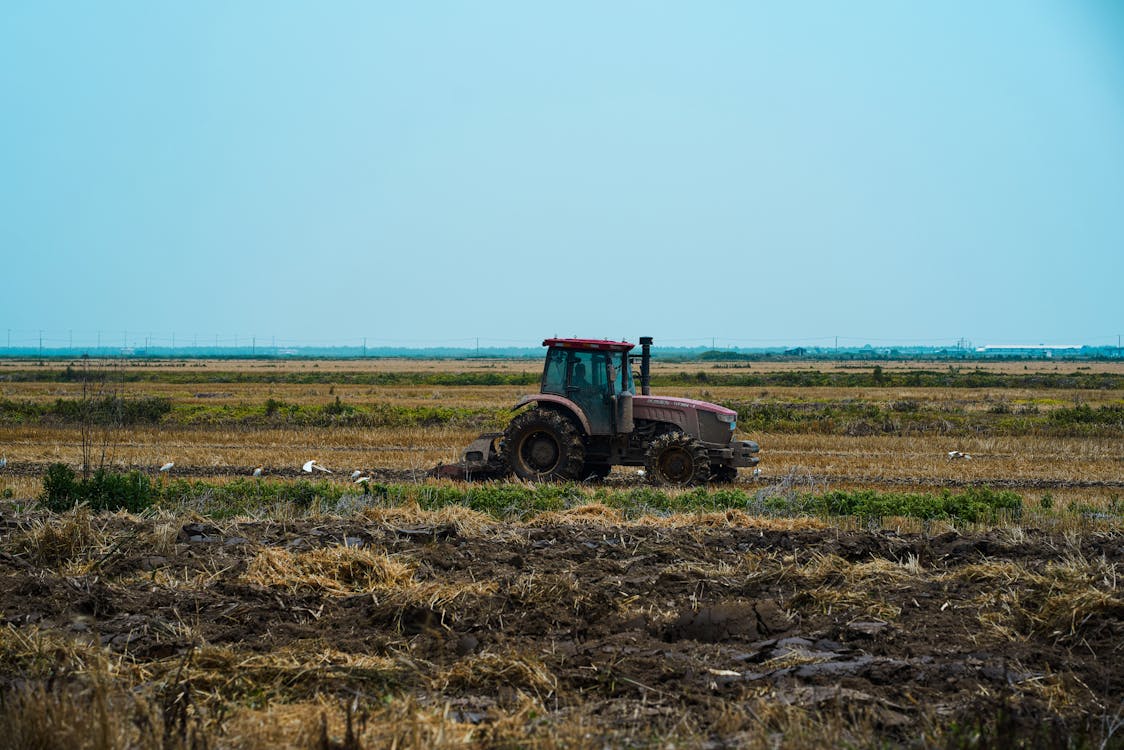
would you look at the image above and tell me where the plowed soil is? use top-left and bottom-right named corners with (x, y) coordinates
top-left (2, 511), bottom-right (1121, 745)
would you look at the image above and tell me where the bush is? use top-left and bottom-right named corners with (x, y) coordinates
top-left (40, 463), bottom-right (79, 511)
top-left (812, 486), bottom-right (1021, 522)
top-left (40, 463), bottom-right (157, 513)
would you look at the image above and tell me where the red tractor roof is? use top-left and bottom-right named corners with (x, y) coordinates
top-left (542, 338), bottom-right (634, 352)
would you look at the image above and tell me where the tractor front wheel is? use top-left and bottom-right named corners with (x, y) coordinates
top-left (645, 433), bottom-right (710, 486)
top-left (502, 408), bottom-right (586, 481)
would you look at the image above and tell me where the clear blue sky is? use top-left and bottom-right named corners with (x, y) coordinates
top-left (2, 2), bottom-right (1122, 349)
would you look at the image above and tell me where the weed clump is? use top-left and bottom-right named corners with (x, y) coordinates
top-left (39, 463), bottom-right (157, 513)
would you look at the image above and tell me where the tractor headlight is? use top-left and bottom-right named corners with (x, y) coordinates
top-left (715, 412), bottom-right (737, 430)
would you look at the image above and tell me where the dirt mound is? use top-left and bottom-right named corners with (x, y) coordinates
top-left (666, 599), bottom-right (791, 642)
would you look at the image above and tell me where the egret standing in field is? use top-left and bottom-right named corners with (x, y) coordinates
top-left (252, 467), bottom-right (263, 478)
top-left (158, 460), bottom-right (174, 488)
top-left (0, 457), bottom-right (6, 470)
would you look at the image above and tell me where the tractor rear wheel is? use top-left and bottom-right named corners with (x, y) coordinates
top-left (645, 433), bottom-right (710, 486)
top-left (502, 408), bottom-right (586, 481)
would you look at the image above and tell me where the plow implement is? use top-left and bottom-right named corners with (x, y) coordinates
top-left (428, 433), bottom-right (511, 480)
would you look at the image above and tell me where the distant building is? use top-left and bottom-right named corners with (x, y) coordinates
top-left (974, 345), bottom-right (1083, 358)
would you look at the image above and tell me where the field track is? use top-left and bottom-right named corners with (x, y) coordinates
top-left (4, 460), bottom-right (1123, 491)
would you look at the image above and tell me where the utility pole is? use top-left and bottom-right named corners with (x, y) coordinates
top-left (39, 330), bottom-right (43, 358)
top-left (252, 336), bottom-right (256, 355)
top-left (363, 337), bottom-right (367, 357)
top-left (476, 337), bottom-right (480, 356)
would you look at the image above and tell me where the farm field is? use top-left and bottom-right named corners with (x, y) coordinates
top-left (0, 357), bottom-right (1122, 748)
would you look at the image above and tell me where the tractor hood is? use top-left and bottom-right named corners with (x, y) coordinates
top-left (633, 395), bottom-right (736, 418)
top-left (632, 395), bottom-right (738, 444)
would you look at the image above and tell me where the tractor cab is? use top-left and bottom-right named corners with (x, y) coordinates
top-left (540, 338), bottom-right (634, 435)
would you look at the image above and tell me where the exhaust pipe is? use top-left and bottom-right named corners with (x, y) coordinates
top-left (639, 336), bottom-right (652, 395)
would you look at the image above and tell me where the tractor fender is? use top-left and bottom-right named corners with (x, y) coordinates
top-left (512, 394), bottom-right (591, 435)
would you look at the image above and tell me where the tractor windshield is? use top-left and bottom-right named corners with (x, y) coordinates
top-left (542, 348), bottom-right (567, 395)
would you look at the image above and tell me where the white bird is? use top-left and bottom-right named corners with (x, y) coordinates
top-left (252, 467), bottom-right (263, 477)
top-left (350, 470), bottom-right (363, 480)
top-left (355, 476), bottom-right (371, 484)
top-left (302, 459), bottom-right (332, 474)
top-left (947, 451), bottom-right (972, 461)
top-left (0, 457), bottom-right (7, 470)
top-left (159, 462), bottom-right (174, 472)
top-left (752, 468), bottom-right (762, 478)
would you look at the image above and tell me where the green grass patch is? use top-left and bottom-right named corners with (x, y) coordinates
top-left (36, 475), bottom-right (1026, 525)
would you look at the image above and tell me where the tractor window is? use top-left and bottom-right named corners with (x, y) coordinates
top-left (542, 349), bottom-right (567, 395)
top-left (566, 351), bottom-right (594, 393)
top-left (590, 353), bottom-right (608, 393)
top-left (562, 350), bottom-right (605, 395)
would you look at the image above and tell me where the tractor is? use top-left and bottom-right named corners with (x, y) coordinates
top-left (435, 337), bottom-right (759, 485)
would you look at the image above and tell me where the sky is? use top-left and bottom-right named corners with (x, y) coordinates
top-left (2, 1), bottom-right (1123, 350)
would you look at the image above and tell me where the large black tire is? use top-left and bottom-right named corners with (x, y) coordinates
top-left (645, 433), bottom-right (710, 486)
top-left (709, 464), bottom-right (738, 484)
top-left (502, 408), bottom-right (586, 481)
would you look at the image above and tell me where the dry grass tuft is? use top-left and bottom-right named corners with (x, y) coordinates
top-left (0, 676), bottom-right (163, 750)
top-left (243, 546), bottom-right (414, 596)
top-left (946, 554), bottom-right (1122, 642)
top-left (783, 553), bottom-right (918, 620)
top-left (535, 502), bottom-right (623, 525)
top-left (437, 651), bottom-right (558, 697)
top-left (360, 501), bottom-right (494, 536)
top-left (642, 509), bottom-right (829, 531)
top-left (9, 507), bottom-right (99, 567)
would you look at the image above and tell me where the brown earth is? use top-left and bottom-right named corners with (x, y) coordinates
top-left (1, 510), bottom-right (1121, 746)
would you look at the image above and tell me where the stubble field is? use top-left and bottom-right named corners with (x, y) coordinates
top-left (0, 356), bottom-right (1121, 748)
